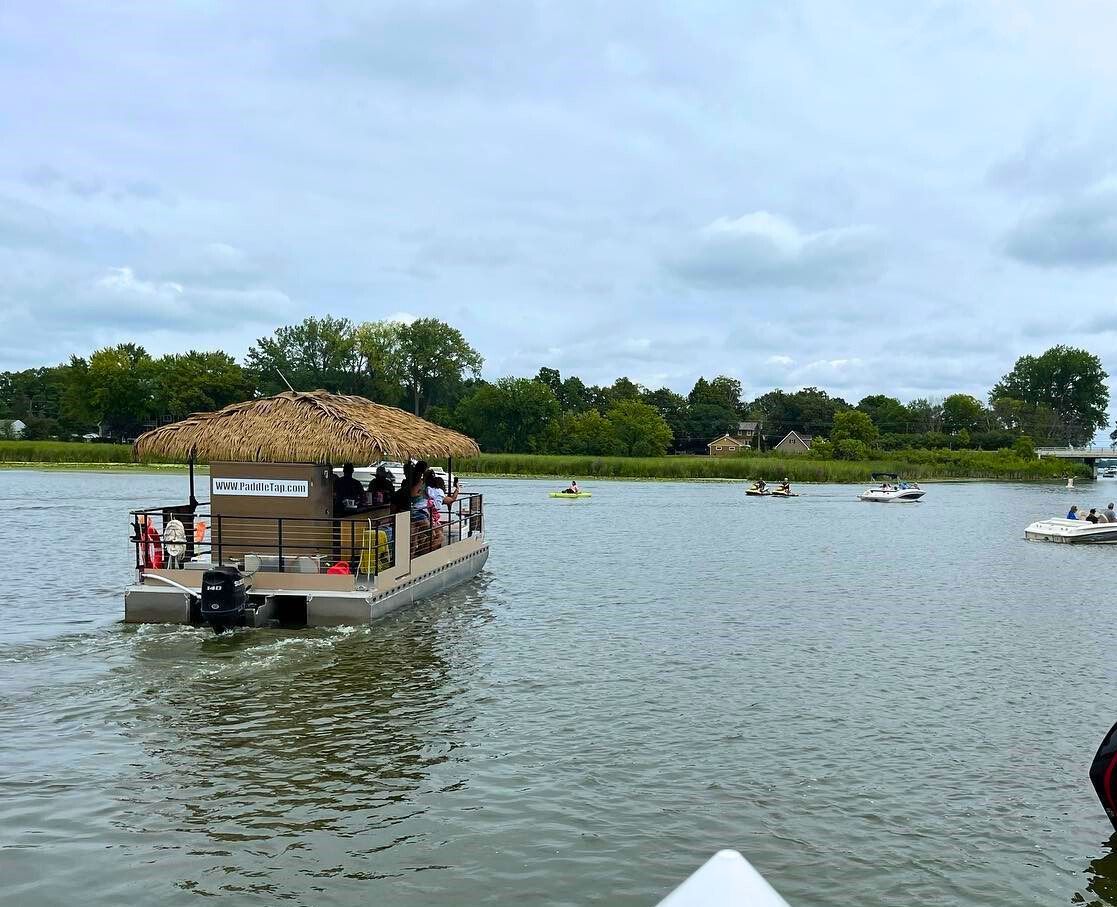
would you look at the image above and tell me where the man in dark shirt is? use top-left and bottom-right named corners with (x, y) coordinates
top-left (334, 463), bottom-right (366, 515)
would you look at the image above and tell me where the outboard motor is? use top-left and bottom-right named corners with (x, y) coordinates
top-left (198, 565), bottom-right (248, 632)
top-left (1091, 721), bottom-right (1117, 832)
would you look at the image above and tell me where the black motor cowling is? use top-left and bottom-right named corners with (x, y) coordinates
top-left (198, 565), bottom-right (248, 631)
top-left (1091, 720), bottom-right (1117, 832)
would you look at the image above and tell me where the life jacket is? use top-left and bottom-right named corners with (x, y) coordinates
top-left (326, 561), bottom-right (351, 575)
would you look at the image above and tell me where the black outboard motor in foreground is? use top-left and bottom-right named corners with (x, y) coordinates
top-left (198, 565), bottom-right (248, 632)
top-left (1091, 721), bottom-right (1117, 832)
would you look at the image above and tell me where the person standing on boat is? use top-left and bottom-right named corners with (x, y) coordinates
top-left (1067, 505), bottom-right (1079, 520)
top-left (404, 461), bottom-right (432, 554)
top-left (425, 470), bottom-right (460, 548)
top-left (367, 466), bottom-right (395, 507)
top-left (334, 463), bottom-right (366, 515)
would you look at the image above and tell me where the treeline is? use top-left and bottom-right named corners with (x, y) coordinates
top-left (0, 316), bottom-right (1110, 459)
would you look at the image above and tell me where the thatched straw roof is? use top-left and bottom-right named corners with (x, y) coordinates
top-left (133, 390), bottom-right (480, 463)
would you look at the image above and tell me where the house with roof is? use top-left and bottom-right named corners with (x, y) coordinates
top-left (0, 419), bottom-right (25, 439)
top-left (773, 430), bottom-right (812, 454)
top-left (707, 421), bottom-right (763, 457)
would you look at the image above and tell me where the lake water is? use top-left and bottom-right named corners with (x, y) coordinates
top-left (2, 468), bottom-right (1117, 906)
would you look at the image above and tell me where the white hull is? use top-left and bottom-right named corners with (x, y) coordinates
top-left (859, 488), bottom-right (925, 503)
top-left (125, 536), bottom-right (488, 626)
top-left (338, 461), bottom-right (448, 486)
top-left (1024, 518), bottom-right (1117, 544)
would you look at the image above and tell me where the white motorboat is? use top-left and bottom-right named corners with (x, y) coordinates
top-left (1025, 518), bottom-right (1117, 544)
top-left (338, 460), bottom-right (448, 486)
top-left (858, 473), bottom-right (925, 502)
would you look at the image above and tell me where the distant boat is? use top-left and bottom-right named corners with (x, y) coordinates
top-left (859, 473), bottom-right (925, 503)
top-left (549, 491), bottom-right (591, 499)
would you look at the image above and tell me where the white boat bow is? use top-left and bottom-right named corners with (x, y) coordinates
top-left (656, 850), bottom-right (791, 907)
top-left (1024, 518), bottom-right (1117, 543)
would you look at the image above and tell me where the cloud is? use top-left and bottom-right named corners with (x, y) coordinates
top-left (1004, 180), bottom-right (1117, 267)
top-left (766, 355), bottom-right (793, 366)
top-left (24, 163), bottom-right (163, 201)
top-left (667, 212), bottom-right (882, 290)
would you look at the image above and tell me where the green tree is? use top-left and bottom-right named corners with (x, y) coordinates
top-left (833, 439), bottom-right (871, 460)
top-left (245, 315), bottom-right (363, 395)
top-left (556, 410), bottom-right (621, 455)
top-left (154, 351), bottom-right (248, 418)
top-left (642, 387), bottom-right (689, 445)
top-left (1013, 435), bottom-right (1036, 459)
top-left (398, 318), bottom-right (484, 415)
top-left (904, 398), bottom-right (943, 433)
top-left (455, 377), bottom-right (560, 452)
top-left (354, 321), bottom-right (406, 405)
top-left (606, 377), bottom-right (643, 405)
top-left (942, 394), bottom-right (986, 434)
top-left (684, 403), bottom-right (738, 446)
top-left (688, 376), bottom-right (743, 413)
top-left (991, 345), bottom-right (1109, 445)
top-left (857, 395), bottom-right (908, 433)
top-left (830, 409), bottom-right (879, 447)
top-left (86, 343), bottom-right (156, 437)
top-left (533, 368), bottom-right (592, 412)
top-left (605, 400), bottom-right (673, 456)
top-left (753, 387), bottom-right (850, 439)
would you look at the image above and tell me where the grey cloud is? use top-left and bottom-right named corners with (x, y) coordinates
top-left (23, 164), bottom-right (163, 202)
top-left (667, 212), bottom-right (882, 290)
top-left (1005, 181), bottom-right (1117, 268)
top-left (987, 135), bottom-right (1116, 197)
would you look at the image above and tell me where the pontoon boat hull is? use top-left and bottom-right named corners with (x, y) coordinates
top-left (125, 537), bottom-right (489, 627)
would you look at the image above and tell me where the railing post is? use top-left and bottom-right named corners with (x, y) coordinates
top-left (277, 517), bottom-right (284, 572)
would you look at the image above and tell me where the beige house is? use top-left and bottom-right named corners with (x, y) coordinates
top-left (707, 434), bottom-right (747, 456)
top-left (773, 430), bottom-right (812, 454)
top-left (707, 422), bottom-right (763, 456)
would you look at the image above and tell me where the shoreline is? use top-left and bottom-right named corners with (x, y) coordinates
top-left (0, 460), bottom-right (1091, 484)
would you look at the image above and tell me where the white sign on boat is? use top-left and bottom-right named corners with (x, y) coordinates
top-left (211, 477), bottom-right (310, 497)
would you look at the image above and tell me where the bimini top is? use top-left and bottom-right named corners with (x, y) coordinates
top-left (133, 390), bottom-right (480, 464)
top-left (870, 472), bottom-right (900, 480)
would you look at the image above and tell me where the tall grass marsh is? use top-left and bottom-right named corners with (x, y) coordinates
top-left (0, 440), bottom-right (1089, 481)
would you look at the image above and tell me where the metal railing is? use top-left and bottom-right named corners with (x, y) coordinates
top-left (128, 493), bottom-right (483, 582)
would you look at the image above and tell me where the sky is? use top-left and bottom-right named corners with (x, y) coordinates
top-left (3, 1), bottom-right (1117, 414)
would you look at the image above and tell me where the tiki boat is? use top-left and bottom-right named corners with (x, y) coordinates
top-left (124, 391), bottom-right (488, 630)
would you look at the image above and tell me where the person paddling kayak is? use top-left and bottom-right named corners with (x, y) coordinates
top-left (560, 479), bottom-right (580, 495)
